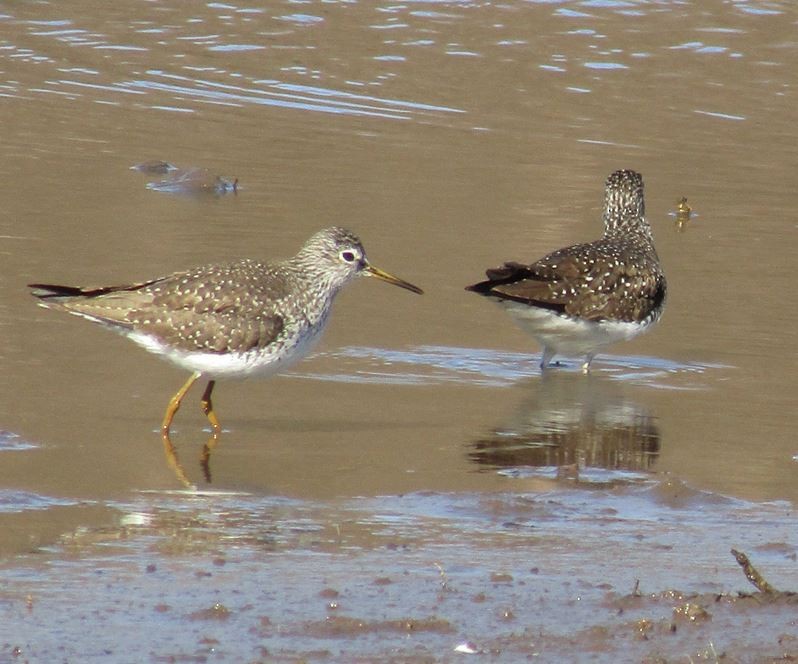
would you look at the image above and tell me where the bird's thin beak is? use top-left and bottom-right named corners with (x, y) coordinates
top-left (363, 263), bottom-right (423, 294)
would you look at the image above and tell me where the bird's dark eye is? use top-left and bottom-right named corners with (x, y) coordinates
top-left (340, 250), bottom-right (357, 263)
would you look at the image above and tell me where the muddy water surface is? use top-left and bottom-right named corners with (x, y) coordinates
top-left (0, 1), bottom-right (796, 661)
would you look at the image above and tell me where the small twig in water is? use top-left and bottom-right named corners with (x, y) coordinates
top-left (730, 548), bottom-right (777, 594)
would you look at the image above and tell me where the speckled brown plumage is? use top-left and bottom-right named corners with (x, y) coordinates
top-left (466, 170), bottom-right (666, 371)
top-left (32, 260), bottom-right (300, 356)
top-left (30, 227), bottom-right (422, 440)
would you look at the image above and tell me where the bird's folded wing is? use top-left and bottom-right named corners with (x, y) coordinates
top-left (132, 307), bottom-right (285, 354)
top-left (468, 247), bottom-right (665, 323)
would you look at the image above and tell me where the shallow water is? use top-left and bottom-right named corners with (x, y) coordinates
top-left (0, 1), bottom-right (796, 660)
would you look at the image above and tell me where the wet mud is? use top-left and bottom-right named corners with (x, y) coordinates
top-left (2, 485), bottom-right (796, 662)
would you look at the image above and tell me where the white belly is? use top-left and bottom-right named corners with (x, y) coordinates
top-left (501, 300), bottom-right (650, 356)
top-left (127, 323), bottom-right (326, 380)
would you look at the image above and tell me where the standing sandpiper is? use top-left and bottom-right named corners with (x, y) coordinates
top-left (30, 227), bottom-right (423, 437)
top-left (466, 170), bottom-right (666, 372)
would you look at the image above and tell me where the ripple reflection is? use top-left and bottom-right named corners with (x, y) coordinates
top-left (469, 372), bottom-right (660, 483)
top-left (303, 345), bottom-right (726, 389)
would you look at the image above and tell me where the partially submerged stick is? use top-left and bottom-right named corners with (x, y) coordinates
top-left (731, 548), bottom-right (778, 594)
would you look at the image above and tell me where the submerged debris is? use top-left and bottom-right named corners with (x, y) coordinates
top-left (146, 168), bottom-right (238, 196)
top-left (130, 159), bottom-right (178, 174)
top-left (131, 161), bottom-right (239, 196)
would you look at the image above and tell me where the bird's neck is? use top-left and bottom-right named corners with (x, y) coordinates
top-left (603, 215), bottom-right (655, 244)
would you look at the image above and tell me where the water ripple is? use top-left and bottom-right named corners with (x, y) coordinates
top-left (694, 109), bottom-right (747, 121)
top-left (121, 71), bottom-right (464, 119)
top-left (297, 345), bottom-right (727, 389)
top-left (0, 430), bottom-right (38, 452)
top-left (0, 490), bottom-right (76, 513)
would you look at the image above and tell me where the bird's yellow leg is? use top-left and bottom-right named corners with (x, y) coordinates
top-left (199, 379), bottom-right (222, 438)
top-left (161, 371), bottom-right (201, 438)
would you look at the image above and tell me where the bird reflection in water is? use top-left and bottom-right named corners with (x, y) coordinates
top-left (160, 430), bottom-right (218, 489)
top-left (469, 371), bottom-right (660, 483)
